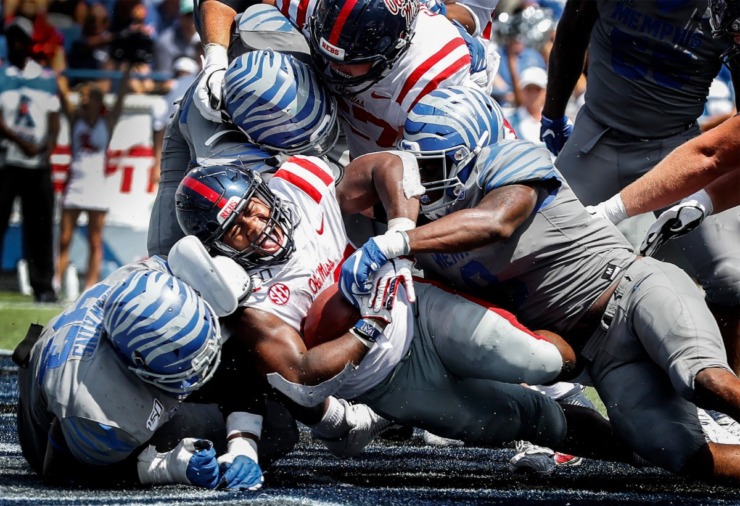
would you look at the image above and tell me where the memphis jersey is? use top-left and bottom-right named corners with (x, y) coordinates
top-left (0, 60), bottom-right (60, 168)
top-left (241, 155), bottom-right (413, 398)
top-left (585, 0), bottom-right (729, 138)
top-left (416, 139), bottom-right (635, 334)
top-left (24, 257), bottom-right (182, 466)
top-left (172, 80), bottom-right (275, 170)
top-left (275, 0), bottom-right (475, 157)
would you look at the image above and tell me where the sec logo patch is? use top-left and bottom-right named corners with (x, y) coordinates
top-left (268, 283), bottom-right (291, 305)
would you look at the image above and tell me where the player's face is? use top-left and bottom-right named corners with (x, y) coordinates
top-left (329, 61), bottom-right (374, 78)
top-left (222, 197), bottom-right (285, 256)
top-left (417, 157), bottom-right (446, 205)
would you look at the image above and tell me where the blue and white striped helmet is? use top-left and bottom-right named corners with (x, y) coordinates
top-left (103, 269), bottom-right (222, 399)
top-left (398, 86), bottom-right (507, 217)
top-left (223, 49), bottom-right (339, 156)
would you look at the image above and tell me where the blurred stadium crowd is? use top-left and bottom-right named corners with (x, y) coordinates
top-left (0, 0), bottom-right (735, 303)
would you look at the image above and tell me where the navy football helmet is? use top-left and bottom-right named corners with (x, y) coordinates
top-left (308, 0), bottom-right (420, 95)
top-left (223, 49), bottom-right (339, 156)
top-left (398, 86), bottom-right (507, 218)
top-left (175, 164), bottom-right (297, 269)
top-left (710, 0), bottom-right (740, 67)
top-left (103, 268), bottom-right (222, 399)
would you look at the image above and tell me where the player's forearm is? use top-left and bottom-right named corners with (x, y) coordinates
top-left (542, 0), bottom-right (595, 119)
top-left (294, 333), bottom-right (369, 385)
top-left (620, 116), bottom-right (740, 216)
top-left (199, 0), bottom-right (238, 47)
top-left (408, 209), bottom-right (507, 253)
top-left (338, 151), bottom-right (421, 221)
top-left (704, 170), bottom-right (740, 215)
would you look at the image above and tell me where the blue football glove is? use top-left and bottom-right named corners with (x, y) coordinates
top-left (339, 231), bottom-right (410, 306)
top-left (340, 242), bottom-right (389, 306)
top-left (218, 454), bottom-right (264, 490)
top-left (137, 437), bottom-right (221, 488)
top-left (540, 115), bottom-right (573, 156)
top-left (453, 20), bottom-right (487, 74)
top-left (185, 440), bottom-right (221, 489)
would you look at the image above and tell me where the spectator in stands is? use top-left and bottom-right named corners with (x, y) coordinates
top-left (152, 0), bottom-right (200, 76)
top-left (110, 1), bottom-right (155, 94)
top-left (67, 2), bottom-right (115, 90)
top-left (7, 0), bottom-right (67, 72)
top-left (0, 17), bottom-right (61, 303)
top-left (153, 0), bottom-right (183, 34)
top-left (505, 65), bottom-right (547, 145)
top-left (55, 64), bottom-right (131, 295)
top-left (491, 4), bottom-right (548, 106)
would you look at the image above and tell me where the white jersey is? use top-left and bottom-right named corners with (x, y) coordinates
top-left (275, 0), bottom-right (476, 157)
top-left (0, 60), bottom-right (60, 168)
top-left (241, 155), bottom-right (413, 398)
top-left (64, 117), bottom-right (111, 210)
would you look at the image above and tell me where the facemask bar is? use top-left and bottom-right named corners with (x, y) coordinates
top-left (401, 130), bottom-right (490, 217)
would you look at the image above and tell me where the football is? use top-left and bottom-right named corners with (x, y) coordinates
top-left (303, 283), bottom-right (360, 348)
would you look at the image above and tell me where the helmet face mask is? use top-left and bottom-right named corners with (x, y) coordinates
top-left (709, 0), bottom-right (740, 68)
top-left (103, 270), bottom-right (222, 399)
top-left (308, 0), bottom-right (419, 95)
top-left (176, 165), bottom-right (297, 270)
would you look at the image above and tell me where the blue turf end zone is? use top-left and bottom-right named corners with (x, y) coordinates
top-left (1, 352), bottom-right (739, 505)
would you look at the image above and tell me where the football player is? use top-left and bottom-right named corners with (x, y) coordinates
top-left (148, 47), bottom-right (338, 256)
top-left (14, 252), bottom-right (274, 489)
top-left (173, 144), bottom-right (647, 468)
top-left (194, 0), bottom-right (479, 158)
top-left (540, 0), bottom-right (740, 377)
top-left (341, 85), bottom-right (740, 482)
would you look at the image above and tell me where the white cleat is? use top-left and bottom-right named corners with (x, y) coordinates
top-left (706, 410), bottom-right (740, 440)
top-left (508, 440), bottom-right (556, 475)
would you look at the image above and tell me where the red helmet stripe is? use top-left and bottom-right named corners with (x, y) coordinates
top-left (182, 176), bottom-right (228, 209)
top-left (329, 0), bottom-right (360, 46)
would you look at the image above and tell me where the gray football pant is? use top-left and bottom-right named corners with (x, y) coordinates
top-left (557, 109), bottom-right (740, 306)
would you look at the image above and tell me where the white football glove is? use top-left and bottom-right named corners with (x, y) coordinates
top-left (311, 397), bottom-right (394, 458)
top-left (194, 44), bottom-right (228, 123)
top-left (640, 190), bottom-right (713, 257)
top-left (370, 257), bottom-right (416, 311)
top-left (137, 438), bottom-right (220, 489)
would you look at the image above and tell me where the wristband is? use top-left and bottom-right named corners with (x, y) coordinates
top-left (602, 193), bottom-right (629, 224)
top-left (349, 318), bottom-right (384, 347)
top-left (203, 43), bottom-right (228, 69)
